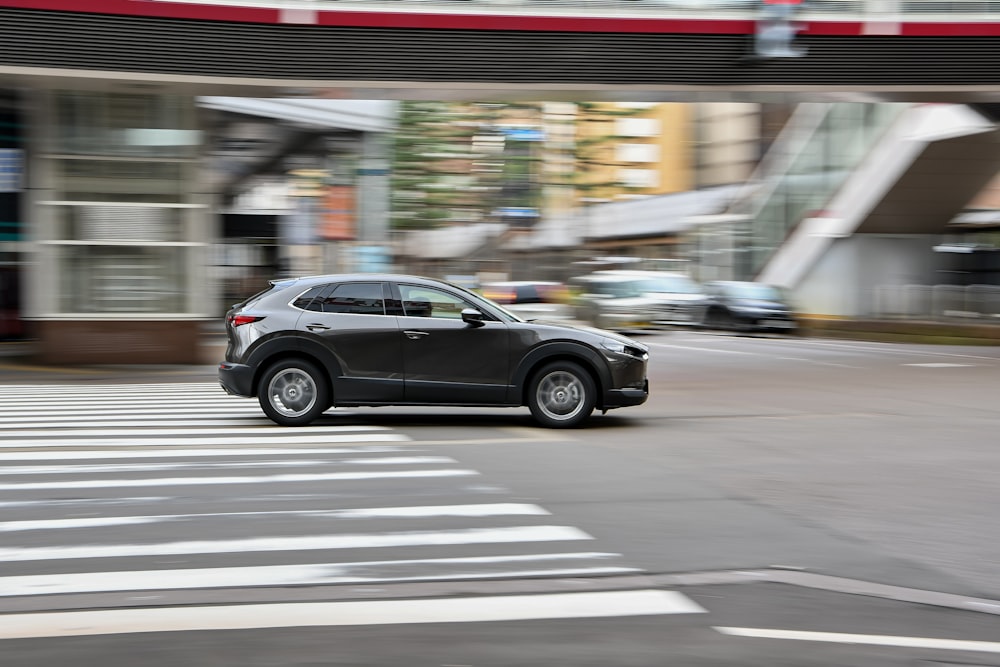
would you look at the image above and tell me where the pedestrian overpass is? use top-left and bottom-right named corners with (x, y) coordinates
top-left (0, 0), bottom-right (999, 103)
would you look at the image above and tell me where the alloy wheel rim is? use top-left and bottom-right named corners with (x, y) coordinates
top-left (268, 368), bottom-right (318, 417)
top-left (536, 370), bottom-right (585, 421)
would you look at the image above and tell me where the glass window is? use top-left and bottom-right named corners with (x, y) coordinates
top-left (57, 245), bottom-right (187, 313)
top-left (400, 285), bottom-right (475, 320)
top-left (316, 283), bottom-right (385, 315)
top-left (292, 285), bottom-right (327, 311)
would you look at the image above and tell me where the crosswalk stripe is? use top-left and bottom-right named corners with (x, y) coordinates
top-left (0, 447), bottom-right (407, 461)
top-left (0, 503), bottom-right (550, 532)
top-left (0, 419), bottom-right (294, 428)
top-left (0, 525), bottom-right (592, 562)
top-left (0, 468), bottom-right (477, 490)
top-left (0, 383), bottom-right (221, 391)
top-left (0, 591), bottom-right (706, 638)
top-left (0, 456), bottom-right (456, 476)
top-left (1, 426), bottom-right (389, 438)
top-left (0, 408), bottom-right (277, 417)
top-left (0, 553), bottom-right (634, 597)
top-left (0, 434), bottom-right (411, 448)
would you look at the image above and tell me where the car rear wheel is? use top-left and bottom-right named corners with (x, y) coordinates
top-left (528, 361), bottom-right (596, 428)
top-left (258, 359), bottom-right (329, 426)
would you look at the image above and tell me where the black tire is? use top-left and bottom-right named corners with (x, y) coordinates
top-left (527, 360), bottom-right (596, 428)
top-left (257, 359), bottom-right (330, 427)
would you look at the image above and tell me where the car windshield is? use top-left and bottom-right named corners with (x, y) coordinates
top-left (636, 276), bottom-right (701, 294)
top-left (447, 281), bottom-right (526, 322)
top-left (594, 280), bottom-right (644, 298)
top-left (726, 283), bottom-right (782, 300)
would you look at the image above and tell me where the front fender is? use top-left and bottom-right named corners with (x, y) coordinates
top-left (510, 341), bottom-right (612, 400)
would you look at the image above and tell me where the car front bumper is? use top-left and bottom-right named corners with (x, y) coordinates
top-left (603, 379), bottom-right (649, 409)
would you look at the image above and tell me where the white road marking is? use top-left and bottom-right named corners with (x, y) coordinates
top-left (715, 627), bottom-right (1000, 653)
top-left (4, 422), bottom-right (392, 438)
top-left (0, 447), bottom-right (407, 461)
top-left (647, 342), bottom-right (859, 367)
top-left (0, 525), bottom-right (592, 562)
top-left (0, 457), bottom-right (454, 475)
top-left (0, 383), bottom-right (223, 392)
top-left (0, 418), bottom-right (284, 427)
top-left (0, 552), bottom-right (628, 596)
top-left (903, 363), bottom-right (974, 368)
top-left (0, 590), bottom-right (705, 638)
top-left (2, 426), bottom-right (391, 438)
top-left (0, 503), bottom-right (550, 532)
top-left (0, 434), bottom-right (410, 448)
top-left (770, 337), bottom-right (1000, 362)
top-left (0, 468), bottom-right (476, 490)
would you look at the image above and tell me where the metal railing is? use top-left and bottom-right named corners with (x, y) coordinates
top-left (871, 284), bottom-right (1000, 321)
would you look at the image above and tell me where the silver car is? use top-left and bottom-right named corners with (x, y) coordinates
top-left (596, 270), bottom-right (709, 327)
top-left (569, 274), bottom-right (661, 333)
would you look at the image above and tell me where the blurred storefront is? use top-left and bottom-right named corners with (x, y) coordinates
top-left (22, 89), bottom-right (210, 363)
top-left (0, 91), bottom-right (23, 340)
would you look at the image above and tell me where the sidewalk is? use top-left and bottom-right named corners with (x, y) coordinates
top-left (0, 337), bottom-right (226, 384)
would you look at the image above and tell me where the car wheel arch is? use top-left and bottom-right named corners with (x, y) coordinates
top-left (513, 344), bottom-right (610, 409)
top-left (247, 340), bottom-right (341, 400)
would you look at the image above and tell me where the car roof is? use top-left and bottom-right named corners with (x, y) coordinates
top-left (572, 273), bottom-right (646, 283)
top-left (275, 273), bottom-right (457, 288)
top-left (597, 270), bottom-right (694, 279)
top-left (482, 281), bottom-right (561, 287)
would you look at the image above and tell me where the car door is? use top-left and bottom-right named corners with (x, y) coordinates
top-left (295, 281), bottom-right (404, 403)
top-left (393, 282), bottom-right (510, 404)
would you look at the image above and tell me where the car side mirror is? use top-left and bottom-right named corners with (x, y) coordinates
top-left (461, 308), bottom-right (486, 327)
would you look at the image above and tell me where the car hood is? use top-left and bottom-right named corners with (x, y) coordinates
top-left (524, 320), bottom-right (648, 351)
top-left (732, 299), bottom-right (788, 310)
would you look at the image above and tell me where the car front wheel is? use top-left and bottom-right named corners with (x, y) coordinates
top-left (258, 359), bottom-right (329, 426)
top-left (528, 361), bottom-right (596, 428)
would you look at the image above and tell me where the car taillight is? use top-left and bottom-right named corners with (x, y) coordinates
top-left (228, 314), bottom-right (264, 328)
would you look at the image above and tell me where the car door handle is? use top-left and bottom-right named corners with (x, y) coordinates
top-left (306, 323), bottom-right (331, 332)
top-left (403, 330), bottom-right (429, 340)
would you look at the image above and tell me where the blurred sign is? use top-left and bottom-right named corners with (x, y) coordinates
top-left (755, 0), bottom-right (806, 58)
top-left (500, 127), bottom-right (545, 142)
top-left (0, 149), bottom-right (23, 192)
top-left (355, 245), bottom-right (391, 273)
top-left (320, 185), bottom-right (356, 241)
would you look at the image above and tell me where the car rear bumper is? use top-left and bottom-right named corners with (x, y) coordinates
top-left (218, 362), bottom-right (255, 397)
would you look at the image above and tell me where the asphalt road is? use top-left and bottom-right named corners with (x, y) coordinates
top-left (1, 330), bottom-right (999, 666)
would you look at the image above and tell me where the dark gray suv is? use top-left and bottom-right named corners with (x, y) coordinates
top-left (219, 274), bottom-right (648, 428)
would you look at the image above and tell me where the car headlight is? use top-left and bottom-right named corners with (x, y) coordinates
top-left (601, 338), bottom-right (627, 354)
top-left (601, 338), bottom-right (648, 360)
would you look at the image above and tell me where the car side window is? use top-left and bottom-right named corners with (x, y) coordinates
top-left (399, 285), bottom-right (477, 320)
top-left (316, 282), bottom-right (385, 315)
top-left (292, 285), bottom-right (328, 311)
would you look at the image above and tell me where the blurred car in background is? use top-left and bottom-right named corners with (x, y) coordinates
top-left (568, 274), bottom-right (659, 333)
top-left (700, 280), bottom-right (798, 333)
top-left (597, 270), bottom-right (709, 328)
top-left (480, 281), bottom-right (573, 321)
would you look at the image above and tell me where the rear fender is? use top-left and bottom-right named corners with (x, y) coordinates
top-left (245, 337), bottom-right (343, 396)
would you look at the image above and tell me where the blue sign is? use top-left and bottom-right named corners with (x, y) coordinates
top-left (500, 127), bottom-right (545, 142)
top-left (0, 149), bottom-right (23, 193)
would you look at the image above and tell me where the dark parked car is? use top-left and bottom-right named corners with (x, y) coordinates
top-left (219, 274), bottom-right (649, 428)
top-left (700, 281), bottom-right (798, 333)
